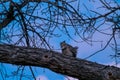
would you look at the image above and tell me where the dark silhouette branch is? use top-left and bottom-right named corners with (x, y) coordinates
top-left (0, 44), bottom-right (120, 80)
top-left (0, 0), bottom-right (120, 80)
top-left (0, 2), bottom-right (14, 29)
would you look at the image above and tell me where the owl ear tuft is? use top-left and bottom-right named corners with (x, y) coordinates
top-left (63, 41), bottom-right (66, 43)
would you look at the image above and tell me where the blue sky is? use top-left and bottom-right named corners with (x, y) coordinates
top-left (38, 0), bottom-right (120, 79)
top-left (0, 0), bottom-right (120, 80)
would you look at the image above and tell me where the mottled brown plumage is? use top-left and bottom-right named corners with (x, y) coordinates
top-left (60, 41), bottom-right (78, 57)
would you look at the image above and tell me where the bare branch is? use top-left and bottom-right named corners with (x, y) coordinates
top-left (0, 44), bottom-right (120, 80)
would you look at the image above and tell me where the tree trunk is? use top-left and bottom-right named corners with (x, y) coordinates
top-left (0, 44), bottom-right (120, 80)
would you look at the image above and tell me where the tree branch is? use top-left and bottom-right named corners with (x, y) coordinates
top-left (0, 44), bottom-right (120, 80)
top-left (0, 2), bottom-right (14, 29)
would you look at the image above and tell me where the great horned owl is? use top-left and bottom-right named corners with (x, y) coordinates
top-left (60, 41), bottom-right (78, 57)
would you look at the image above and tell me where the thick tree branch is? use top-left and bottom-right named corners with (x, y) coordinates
top-left (0, 44), bottom-right (120, 80)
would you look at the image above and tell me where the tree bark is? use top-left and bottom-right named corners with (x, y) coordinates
top-left (0, 44), bottom-right (120, 80)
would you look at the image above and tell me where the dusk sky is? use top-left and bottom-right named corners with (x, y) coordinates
top-left (0, 0), bottom-right (120, 80)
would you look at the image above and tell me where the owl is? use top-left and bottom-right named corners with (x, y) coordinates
top-left (60, 41), bottom-right (78, 57)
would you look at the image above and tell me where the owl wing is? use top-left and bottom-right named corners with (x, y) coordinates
top-left (69, 46), bottom-right (78, 57)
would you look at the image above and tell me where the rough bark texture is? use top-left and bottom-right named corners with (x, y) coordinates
top-left (0, 44), bottom-right (120, 80)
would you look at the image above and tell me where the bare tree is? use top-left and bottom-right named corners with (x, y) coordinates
top-left (0, 0), bottom-right (120, 80)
